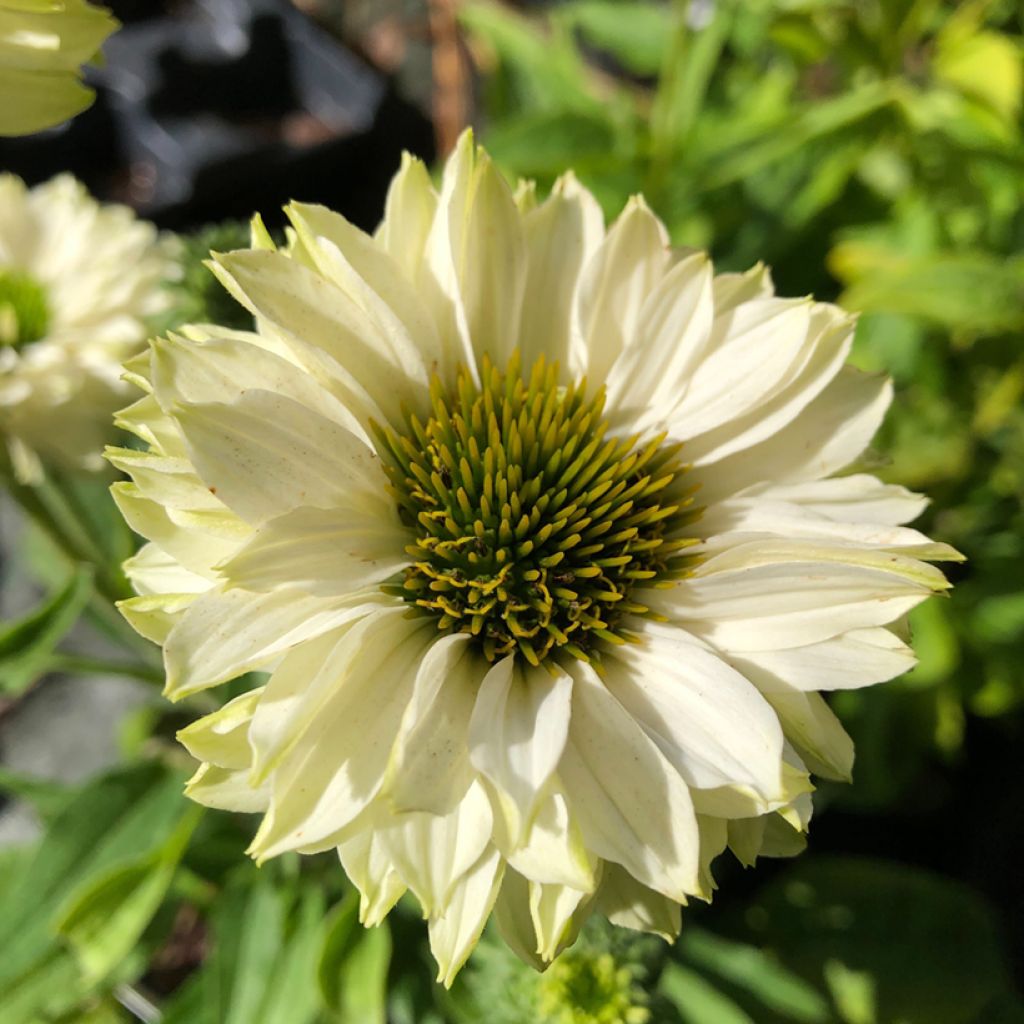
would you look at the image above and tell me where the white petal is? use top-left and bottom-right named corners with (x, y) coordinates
top-left (185, 763), bottom-right (269, 813)
top-left (380, 781), bottom-right (494, 917)
top-left (111, 481), bottom-right (249, 577)
top-left (655, 541), bottom-right (949, 652)
top-left (336, 825), bottom-right (407, 927)
top-left (755, 683), bottom-right (854, 781)
top-left (711, 262), bottom-right (774, 312)
top-left (604, 251), bottom-right (713, 434)
top-left (172, 390), bottom-right (386, 524)
top-left (574, 195), bottom-right (669, 385)
top-left (249, 609), bottom-right (436, 857)
top-left (428, 846), bottom-right (504, 988)
top-left (530, 881), bottom-right (589, 962)
top-left (593, 862), bottom-right (681, 941)
top-left (726, 817), bottom-right (766, 867)
top-left (118, 593), bottom-right (196, 645)
top-left (285, 202), bottom-right (445, 384)
top-left (761, 813), bottom-right (809, 858)
top-left (122, 542), bottom-right (209, 596)
top-left (149, 330), bottom-right (363, 436)
top-left (692, 367), bottom-right (893, 503)
top-left (177, 688), bottom-right (263, 769)
top-left (699, 496), bottom-right (954, 558)
top-left (559, 662), bottom-right (700, 901)
top-left (106, 447), bottom-right (223, 512)
top-left (374, 152), bottom-right (438, 282)
top-left (602, 624), bottom-right (786, 814)
top-left (469, 657), bottom-right (574, 843)
top-left (742, 474), bottom-right (929, 526)
top-left (247, 606), bottom-right (391, 782)
top-left (385, 634), bottom-right (481, 814)
top-left (493, 870), bottom-right (544, 971)
top-left (426, 131), bottom-right (527, 370)
top-left (682, 303), bottom-right (855, 464)
top-left (731, 628), bottom-right (916, 692)
top-left (164, 586), bottom-right (382, 698)
top-left (504, 787), bottom-right (596, 892)
top-left (209, 249), bottom-right (421, 427)
top-left (519, 172), bottom-right (604, 373)
top-left (216, 505), bottom-right (408, 597)
top-left (695, 814), bottom-right (729, 900)
top-left (668, 298), bottom-right (815, 439)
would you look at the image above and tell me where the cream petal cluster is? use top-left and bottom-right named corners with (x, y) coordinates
top-left (0, 0), bottom-right (117, 136)
top-left (110, 133), bottom-right (958, 983)
top-left (0, 174), bottom-right (171, 480)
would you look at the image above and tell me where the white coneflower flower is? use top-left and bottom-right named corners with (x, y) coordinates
top-left (110, 133), bottom-right (958, 983)
top-left (0, 0), bottom-right (117, 136)
top-left (0, 174), bottom-right (170, 480)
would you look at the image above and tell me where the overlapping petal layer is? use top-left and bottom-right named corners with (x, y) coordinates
top-left (111, 131), bottom-right (958, 982)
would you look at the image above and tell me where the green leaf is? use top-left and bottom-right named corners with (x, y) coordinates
top-left (649, 2), bottom-right (731, 159)
top-left (0, 766), bottom-right (78, 821)
top-left (458, 2), bottom-right (599, 116)
top-left (835, 249), bottom-right (1024, 334)
top-left (258, 888), bottom-right (329, 1024)
top-left (1, 946), bottom-right (87, 1024)
top-left (733, 858), bottom-right (1012, 1024)
top-left (0, 566), bottom-right (92, 695)
top-left (318, 891), bottom-right (392, 1024)
top-left (661, 963), bottom-right (757, 1024)
top-left (679, 929), bottom-right (831, 1022)
top-left (558, 1), bottom-right (671, 76)
top-left (162, 877), bottom-right (329, 1024)
top-left (698, 80), bottom-right (896, 192)
top-left (481, 109), bottom-right (618, 181)
top-left (0, 763), bottom-right (190, 1011)
top-left (221, 879), bottom-right (288, 1024)
top-left (56, 805), bottom-right (201, 985)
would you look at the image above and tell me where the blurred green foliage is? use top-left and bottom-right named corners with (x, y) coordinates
top-left (460, 0), bottom-right (1024, 805)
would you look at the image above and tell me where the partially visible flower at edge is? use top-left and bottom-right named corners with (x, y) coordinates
top-left (0, 173), bottom-right (172, 481)
top-left (108, 132), bottom-right (961, 984)
top-left (0, 0), bottom-right (118, 137)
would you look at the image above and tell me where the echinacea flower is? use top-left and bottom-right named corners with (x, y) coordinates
top-left (0, 0), bottom-right (117, 136)
top-left (0, 173), bottom-right (170, 480)
top-left (109, 132), bottom-right (958, 983)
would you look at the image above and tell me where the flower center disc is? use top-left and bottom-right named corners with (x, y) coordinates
top-left (374, 354), bottom-right (700, 666)
top-left (0, 269), bottom-right (49, 348)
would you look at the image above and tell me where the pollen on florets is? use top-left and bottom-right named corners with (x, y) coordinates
top-left (372, 353), bottom-right (701, 667)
